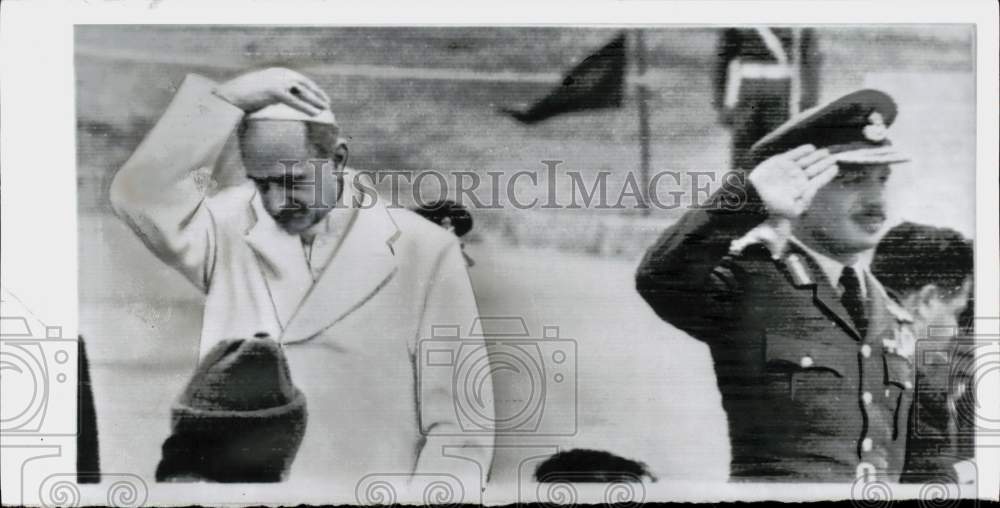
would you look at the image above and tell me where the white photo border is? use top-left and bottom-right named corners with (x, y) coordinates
top-left (1, 0), bottom-right (997, 504)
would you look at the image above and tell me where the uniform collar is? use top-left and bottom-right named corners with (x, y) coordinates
top-left (789, 236), bottom-right (868, 298)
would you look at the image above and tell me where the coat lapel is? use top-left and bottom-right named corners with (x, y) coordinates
top-left (863, 272), bottom-right (892, 344)
top-left (812, 276), bottom-right (864, 342)
top-left (784, 243), bottom-right (864, 342)
top-left (244, 196), bottom-right (314, 330)
top-left (279, 199), bottom-right (401, 344)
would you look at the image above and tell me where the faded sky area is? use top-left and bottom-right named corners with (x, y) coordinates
top-left (76, 26), bottom-right (974, 237)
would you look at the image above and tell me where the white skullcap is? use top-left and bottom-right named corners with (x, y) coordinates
top-left (246, 103), bottom-right (337, 126)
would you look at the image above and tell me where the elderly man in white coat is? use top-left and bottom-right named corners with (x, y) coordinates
top-left (110, 67), bottom-right (495, 494)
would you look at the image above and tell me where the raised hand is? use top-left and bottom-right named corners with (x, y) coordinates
top-left (214, 67), bottom-right (330, 116)
top-left (747, 144), bottom-right (840, 220)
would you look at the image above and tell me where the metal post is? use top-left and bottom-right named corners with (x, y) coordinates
top-left (635, 29), bottom-right (652, 216)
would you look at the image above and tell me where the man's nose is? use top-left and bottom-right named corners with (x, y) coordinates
top-left (859, 185), bottom-right (887, 209)
top-left (263, 188), bottom-right (290, 211)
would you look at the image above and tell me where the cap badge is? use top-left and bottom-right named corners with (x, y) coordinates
top-left (862, 111), bottom-right (888, 142)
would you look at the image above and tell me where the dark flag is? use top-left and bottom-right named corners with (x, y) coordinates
top-left (503, 32), bottom-right (627, 124)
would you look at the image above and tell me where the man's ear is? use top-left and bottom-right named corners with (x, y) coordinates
top-left (915, 284), bottom-right (942, 318)
top-left (333, 139), bottom-right (349, 171)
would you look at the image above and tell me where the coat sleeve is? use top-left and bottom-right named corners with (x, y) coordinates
top-left (108, 74), bottom-right (244, 293)
top-left (635, 172), bottom-right (768, 344)
top-left (411, 237), bottom-right (494, 488)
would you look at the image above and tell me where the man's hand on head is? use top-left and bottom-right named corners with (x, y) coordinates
top-left (747, 144), bottom-right (840, 220)
top-left (214, 67), bottom-right (330, 116)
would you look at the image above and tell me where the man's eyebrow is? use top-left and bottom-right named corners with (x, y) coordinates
top-left (248, 175), bottom-right (291, 183)
top-left (249, 171), bottom-right (321, 184)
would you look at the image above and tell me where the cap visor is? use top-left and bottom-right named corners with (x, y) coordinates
top-left (833, 147), bottom-right (910, 165)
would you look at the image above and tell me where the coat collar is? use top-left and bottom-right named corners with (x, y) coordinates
top-left (243, 171), bottom-right (400, 343)
top-left (782, 242), bottom-right (865, 342)
top-left (788, 236), bottom-right (868, 297)
top-left (245, 196), bottom-right (313, 330)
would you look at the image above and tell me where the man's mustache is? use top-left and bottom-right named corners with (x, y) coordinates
top-left (851, 205), bottom-right (886, 222)
top-left (273, 201), bottom-right (308, 221)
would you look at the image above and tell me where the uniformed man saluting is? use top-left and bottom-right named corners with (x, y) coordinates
top-left (637, 90), bottom-right (913, 481)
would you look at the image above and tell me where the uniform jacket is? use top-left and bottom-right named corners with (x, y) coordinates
top-left (110, 74), bottom-right (494, 488)
top-left (635, 183), bottom-right (915, 482)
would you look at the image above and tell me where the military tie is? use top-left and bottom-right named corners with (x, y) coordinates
top-left (839, 266), bottom-right (868, 338)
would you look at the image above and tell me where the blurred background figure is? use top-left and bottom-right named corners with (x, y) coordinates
top-left (871, 222), bottom-right (975, 483)
top-left (714, 27), bottom-right (821, 169)
top-left (411, 199), bottom-right (476, 266)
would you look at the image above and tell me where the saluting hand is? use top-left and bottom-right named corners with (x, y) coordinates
top-left (214, 67), bottom-right (331, 116)
top-left (748, 144), bottom-right (839, 220)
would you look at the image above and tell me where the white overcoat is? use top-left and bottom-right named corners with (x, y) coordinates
top-left (110, 74), bottom-right (495, 490)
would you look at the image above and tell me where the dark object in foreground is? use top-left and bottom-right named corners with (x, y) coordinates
top-left (410, 199), bottom-right (476, 266)
top-left (534, 449), bottom-right (656, 483)
top-left (77, 336), bottom-right (100, 483)
top-left (155, 337), bottom-right (307, 482)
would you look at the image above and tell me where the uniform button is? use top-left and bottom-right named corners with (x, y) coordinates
top-left (861, 438), bottom-right (873, 452)
top-left (862, 392), bottom-right (873, 405)
top-left (904, 381), bottom-right (914, 390)
top-left (860, 344), bottom-right (872, 358)
top-left (800, 356), bottom-right (814, 368)
top-left (885, 389), bottom-right (892, 398)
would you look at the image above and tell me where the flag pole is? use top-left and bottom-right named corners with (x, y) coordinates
top-left (789, 27), bottom-right (803, 117)
top-left (634, 29), bottom-right (652, 216)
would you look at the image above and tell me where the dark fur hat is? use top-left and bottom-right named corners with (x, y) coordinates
top-left (155, 337), bottom-right (307, 483)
